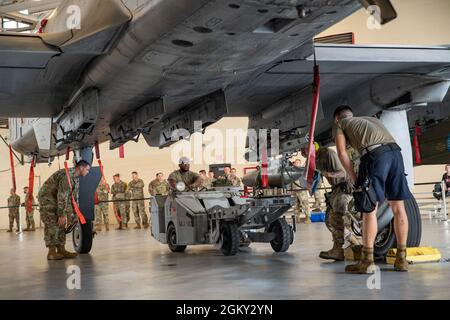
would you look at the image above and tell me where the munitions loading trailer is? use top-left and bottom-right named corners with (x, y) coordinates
top-left (151, 186), bottom-right (295, 256)
top-left (150, 159), bottom-right (304, 256)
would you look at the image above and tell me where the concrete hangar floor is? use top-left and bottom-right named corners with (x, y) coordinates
top-left (1, 218), bottom-right (449, 300)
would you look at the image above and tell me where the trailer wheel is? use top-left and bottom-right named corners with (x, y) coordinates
top-left (374, 196), bottom-right (422, 258)
top-left (269, 218), bottom-right (291, 253)
top-left (289, 225), bottom-right (295, 245)
top-left (220, 222), bottom-right (240, 256)
top-left (167, 224), bottom-right (187, 253)
top-left (73, 220), bottom-right (93, 254)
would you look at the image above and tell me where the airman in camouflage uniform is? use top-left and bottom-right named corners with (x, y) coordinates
top-left (111, 174), bottom-right (128, 230)
top-left (217, 167), bottom-right (241, 187)
top-left (128, 172), bottom-right (148, 229)
top-left (168, 157), bottom-right (202, 191)
top-left (23, 186), bottom-right (36, 232)
top-left (314, 147), bottom-right (360, 261)
top-left (38, 160), bottom-right (91, 260)
top-left (199, 170), bottom-right (214, 189)
top-left (149, 173), bottom-right (170, 196)
top-left (7, 189), bottom-right (20, 233)
top-left (230, 168), bottom-right (242, 187)
top-left (344, 146), bottom-right (361, 246)
top-left (95, 178), bottom-right (110, 231)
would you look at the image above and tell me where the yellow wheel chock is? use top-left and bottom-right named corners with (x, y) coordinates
top-left (386, 247), bottom-right (442, 264)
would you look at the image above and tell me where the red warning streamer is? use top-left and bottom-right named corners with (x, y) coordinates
top-left (9, 145), bottom-right (16, 191)
top-left (95, 142), bottom-right (109, 192)
top-left (64, 161), bottom-right (86, 225)
top-left (97, 160), bottom-right (110, 193)
top-left (413, 124), bottom-right (422, 165)
top-left (95, 142), bottom-right (117, 220)
top-left (119, 145), bottom-right (125, 159)
top-left (26, 156), bottom-right (35, 214)
top-left (261, 142), bottom-right (269, 188)
top-left (94, 142), bottom-right (100, 160)
top-left (305, 64), bottom-right (321, 188)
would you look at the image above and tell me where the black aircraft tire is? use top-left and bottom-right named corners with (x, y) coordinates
top-left (269, 218), bottom-right (291, 253)
top-left (374, 197), bottom-right (422, 258)
top-left (404, 196), bottom-right (422, 247)
top-left (73, 221), bottom-right (93, 254)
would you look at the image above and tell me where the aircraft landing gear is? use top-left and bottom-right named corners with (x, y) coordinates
top-left (73, 220), bottom-right (94, 254)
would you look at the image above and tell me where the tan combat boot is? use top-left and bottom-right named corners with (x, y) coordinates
top-left (319, 242), bottom-right (345, 261)
top-left (345, 247), bottom-right (376, 274)
top-left (303, 214), bottom-right (312, 224)
top-left (143, 223), bottom-right (149, 229)
top-left (347, 233), bottom-right (360, 247)
top-left (134, 223), bottom-right (141, 230)
top-left (47, 246), bottom-right (64, 260)
top-left (105, 224), bottom-right (110, 231)
top-left (116, 222), bottom-right (123, 230)
top-left (7, 224), bottom-right (13, 233)
top-left (57, 246), bottom-right (78, 259)
top-left (95, 225), bottom-right (102, 232)
top-left (351, 245), bottom-right (363, 261)
top-left (394, 245), bottom-right (408, 272)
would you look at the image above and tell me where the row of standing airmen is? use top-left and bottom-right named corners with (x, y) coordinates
top-left (7, 186), bottom-right (36, 233)
top-left (94, 167), bottom-right (243, 231)
top-left (6, 163), bottom-right (320, 234)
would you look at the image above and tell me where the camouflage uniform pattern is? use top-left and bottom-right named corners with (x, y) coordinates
top-left (325, 187), bottom-right (353, 246)
top-left (128, 179), bottom-right (148, 225)
top-left (8, 194), bottom-right (21, 230)
top-left (95, 183), bottom-right (110, 225)
top-left (347, 146), bottom-right (360, 178)
top-left (111, 181), bottom-right (127, 223)
top-left (313, 180), bottom-right (325, 211)
top-left (316, 148), bottom-right (355, 246)
top-left (148, 179), bottom-right (170, 196)
top-left (294, 190), bottom-right (310, 220)
top-left (228, 174), bottom-right (242, 187)
top-left (168, 170), bottom-right (200, 190)
top-left (24, 194), bottom-right (36, 229)
top-left (38, 169), bottom-right (78, 247)
top-left (202, 177), bottom-right (215, 189)
top-left (344, 146), bottom-right (361, 245)
top-left (215, 174), bottom-right (241, 187)
top-left (125, 189), bottom-right (131, 223)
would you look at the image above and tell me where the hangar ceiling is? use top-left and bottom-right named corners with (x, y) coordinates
top-left (0, 0), bottom-right (61, 32)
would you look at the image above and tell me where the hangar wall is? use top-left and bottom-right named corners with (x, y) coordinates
top-left (318, 0), bottom-right (450, 45)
